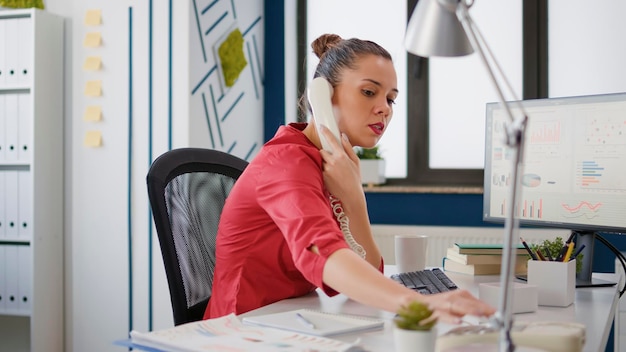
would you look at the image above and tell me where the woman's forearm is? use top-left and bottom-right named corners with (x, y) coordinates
top-left (322, 248), bottom-right (418, 313)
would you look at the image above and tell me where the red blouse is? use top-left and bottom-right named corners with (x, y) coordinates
top-left (205, 123), bottom-right (357, 319)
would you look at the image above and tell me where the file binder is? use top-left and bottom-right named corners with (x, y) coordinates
top-left (0, 172), bottom-right (5, 238)
top-left (18, 245), bottom-right (32, 312)
top-left (4, 18), bottom-right (19, 86)
top-left (18, 93), bottom-right (32, 162)
top-left (5, 245), bottom-right (19, 311)
top-left (0, 95), bottom-right (5, 160)
top-left (17, 17), bottom-right (32, 85)
top-left (18, 170), bottom-right (32, 240)
top-left (4, 94), bottom-right (18, 161)
top-left (5, 171), bottom-right (18, 238)
top-left (0, 246), bottom-right (5, 310)
top-left (0, 20), bottom-right (5, 87)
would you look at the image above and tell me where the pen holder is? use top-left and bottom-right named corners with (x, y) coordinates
top-left (527, 259), bottom-right (575, 307)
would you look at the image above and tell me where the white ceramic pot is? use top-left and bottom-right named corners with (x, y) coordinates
top-left (394, 326), bottom-right (437, 352)
top-left (359, 159), bottom-right (386, 185)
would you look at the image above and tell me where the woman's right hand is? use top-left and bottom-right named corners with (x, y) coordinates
top-left (415, 289), bottom-right (497, 325)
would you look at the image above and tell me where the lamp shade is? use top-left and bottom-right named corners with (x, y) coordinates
top-left (404, 0), bottom-right (473, 57)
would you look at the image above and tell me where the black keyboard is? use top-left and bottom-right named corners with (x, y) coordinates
top-left (391, 268), bottom-right (458, 295)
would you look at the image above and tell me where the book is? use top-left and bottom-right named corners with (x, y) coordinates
top-left (443, 257), bottom-right (528, 276)
top-left (451, 243), bottom-right (527, 255)
top-left (242, 308), bottom-right (384, 337)
top-left (446, 248), bottom-right (529, 265)
top-left (129, 313), bottom-right (360, 352)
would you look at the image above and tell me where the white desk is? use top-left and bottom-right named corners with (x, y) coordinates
top-left (241, 268), bottom-right (620, 352)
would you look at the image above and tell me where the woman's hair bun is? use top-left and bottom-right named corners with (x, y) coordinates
top-left (311, 34), bottom-right (342, 58)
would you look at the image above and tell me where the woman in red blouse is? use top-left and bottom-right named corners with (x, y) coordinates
top-left (205, 34), bottom-right (495, 325)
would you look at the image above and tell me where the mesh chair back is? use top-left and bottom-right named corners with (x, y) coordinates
top-left (147, 148), bottom-right (248, 325)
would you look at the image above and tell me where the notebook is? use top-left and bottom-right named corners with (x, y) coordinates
top-left (242, 308), bottom-right (384, 336)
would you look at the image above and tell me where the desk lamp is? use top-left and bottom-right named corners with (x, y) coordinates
top-left (405, 0), bottom-right (531, 351)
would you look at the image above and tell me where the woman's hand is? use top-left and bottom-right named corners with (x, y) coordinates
top-left (319, 126), bottom-right (363, 203)
top-left (417, 289), bottom-right (497, 325)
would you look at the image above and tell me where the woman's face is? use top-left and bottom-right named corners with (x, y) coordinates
top-left (332, 54), bottom-right (398, 148)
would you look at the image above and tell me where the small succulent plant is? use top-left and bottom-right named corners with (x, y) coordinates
top-left (394, 301), bottom-right (436, 331)
top-left (355, 146), bottom-right (383, 160)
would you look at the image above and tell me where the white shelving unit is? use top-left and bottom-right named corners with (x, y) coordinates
top-left (0, 8), bottom-right (64, 352)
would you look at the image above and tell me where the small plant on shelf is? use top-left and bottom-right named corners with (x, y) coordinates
top-left (355, 146), bottom-right (386, 185)
top-left (355, 146), bottom-right (383, 160)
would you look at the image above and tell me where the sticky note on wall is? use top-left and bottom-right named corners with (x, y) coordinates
top-left (84, 32), bottom-right (102, 47)
top-left (84, 130), bottom-right (102, 147)
top-left (217, 28), bottom-right (247, 87)
top-left (84, 106), bottom-right (102, 122)
top-left (83, 56), bottom-right (102, 71)
top-left (85, 9), bottom-right (102, 26)
top-left (84, 80), bottom-right (102, 97)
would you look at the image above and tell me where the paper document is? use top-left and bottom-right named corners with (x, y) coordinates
top-left (242, 308), bottom-right (384, 336)
top-left (130, 313), bottom-right (360, 352)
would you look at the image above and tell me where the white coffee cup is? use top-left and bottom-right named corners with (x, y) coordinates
top-left (395, 235), bottom-right (428, 273)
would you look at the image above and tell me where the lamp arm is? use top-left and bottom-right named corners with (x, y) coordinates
top-left (453, 2), bottom-right (529, 352)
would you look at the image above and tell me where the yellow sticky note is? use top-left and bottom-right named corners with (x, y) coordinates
top-left (84, 106), bottom-right (102, 122)
top-left (83, 56), bottom-right (102, 71)
top-left (84, 130), bottom-right (102, 148)
top-left (84, 9), bottom-right (102, 26)
top-left (84, 80), bottom-right (102, 97)
top-left (84, 32), bottom-right (102, 47)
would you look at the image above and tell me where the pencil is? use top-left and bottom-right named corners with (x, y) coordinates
top-left (562, 241), bottom-right (575, 262)
top-left (535, 249), bottom-right (547, 261)
top-left (520, 237), bottom-right (538, 260)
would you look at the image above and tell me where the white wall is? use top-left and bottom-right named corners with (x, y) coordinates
top-left (40, 1), bottom-right (264, 351)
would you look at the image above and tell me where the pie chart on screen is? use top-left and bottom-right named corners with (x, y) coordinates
top-left (522, 174), bottom-right (541, 187)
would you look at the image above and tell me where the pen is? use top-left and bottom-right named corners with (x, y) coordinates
top-left (295, 312), bottom-right (316, 329)
top-left (571, 244), bottom-right (586, 260)
top-left (562, 241), bottom-right (575, 262)
top-left (520, 237), bottom-right (538, 260)
top-left (535, 249), bottom-right (546, 261)
top-left (555, 243), bottom-right (569, 261)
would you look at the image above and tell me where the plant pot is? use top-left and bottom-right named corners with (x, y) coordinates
top-left (394, 326), bottom-right (437, 352)
top-left (359, 159), bottom-right (386, 185)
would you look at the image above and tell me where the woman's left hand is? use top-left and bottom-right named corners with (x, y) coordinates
top-left (418, 289), bottom-right (497, 325)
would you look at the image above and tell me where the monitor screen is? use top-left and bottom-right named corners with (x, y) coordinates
top-left (483, 92), bottom-right (626, 234)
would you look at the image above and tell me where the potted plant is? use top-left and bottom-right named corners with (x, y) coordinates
top-left (529, 236), bottom-right (583, 273)
top-left (393, 301), bottom-right (437, 352)
top-left (356, 146), bottom-right (386, 185)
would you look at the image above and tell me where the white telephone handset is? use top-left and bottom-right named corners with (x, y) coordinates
top-left (307, 77), bottom-right (341, 152)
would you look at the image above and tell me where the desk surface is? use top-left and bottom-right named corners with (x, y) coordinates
top-left (241, 268), bottom-right (620, 352)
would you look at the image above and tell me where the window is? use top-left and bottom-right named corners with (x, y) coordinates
top-left (298, 0), bottom-right (547, 187)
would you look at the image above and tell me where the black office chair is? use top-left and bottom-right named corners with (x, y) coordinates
top-left (146, 148), bottom-right (248, 325)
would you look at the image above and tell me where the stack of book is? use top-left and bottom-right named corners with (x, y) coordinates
top-left (443, 243), bottom-right (529, 275)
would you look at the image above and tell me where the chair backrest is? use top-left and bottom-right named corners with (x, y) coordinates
top-left (146, 148), bottom-right (248, 325)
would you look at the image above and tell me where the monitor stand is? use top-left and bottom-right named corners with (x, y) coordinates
top-left (575, 231), bottom-right (617, 288)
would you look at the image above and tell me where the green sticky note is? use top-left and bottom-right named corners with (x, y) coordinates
top-left (218, 28), bottom-right (247, 87)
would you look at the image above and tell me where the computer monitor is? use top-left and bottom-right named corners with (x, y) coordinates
top-left (483, 92), bottom-right (626, 287)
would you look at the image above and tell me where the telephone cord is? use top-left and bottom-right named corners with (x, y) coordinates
top-left (330, 196), bottom-right (366, 259)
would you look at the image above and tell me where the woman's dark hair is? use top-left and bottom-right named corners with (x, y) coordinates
top-left (298, 34), bottom-right (393, 119)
